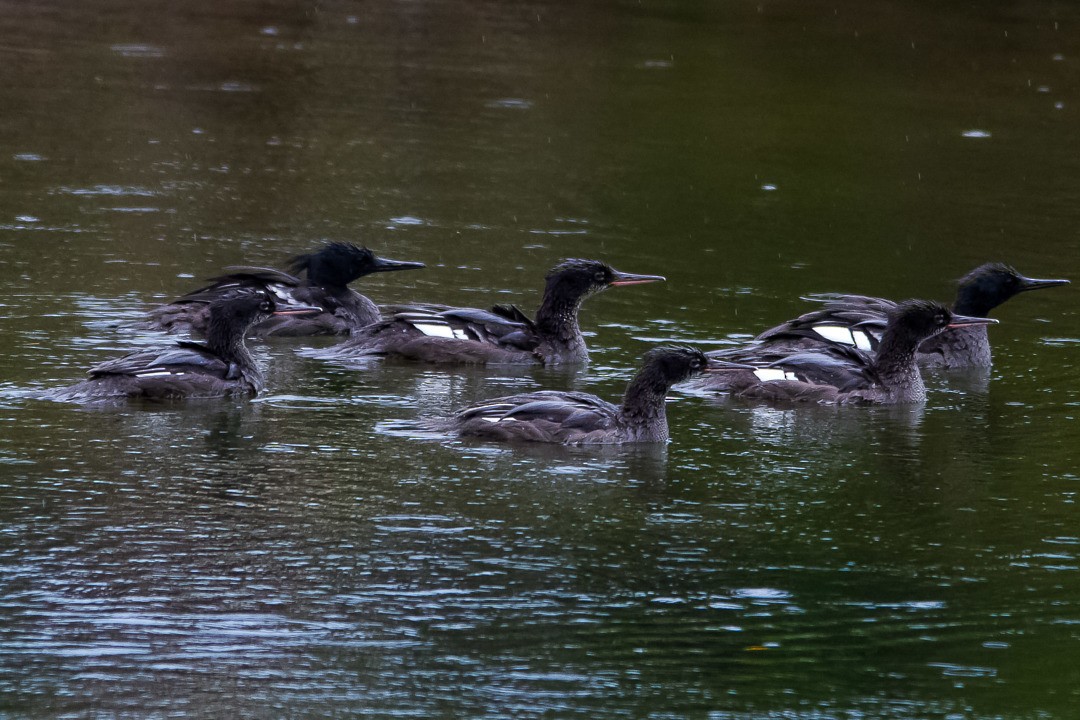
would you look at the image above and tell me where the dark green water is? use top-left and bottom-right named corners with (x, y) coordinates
top-left (2, 0), bottom-right (1079, 717)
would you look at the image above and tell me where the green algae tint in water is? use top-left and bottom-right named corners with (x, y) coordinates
top-left (1, 0), bottom-right (1080, 717)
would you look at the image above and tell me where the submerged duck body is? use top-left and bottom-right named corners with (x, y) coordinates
top-left (688, 300), bottom-right (997, 405)
top-left (310, 258), bottom-right (665, 365)
top-left (142, 243), bottom-right (424, 337)
top-left (752, 264), bottom-right (1068, 368)
top-left (51, 292), bottom-right (318, 403)
top-left (441, 346), bottom-right (718, 444)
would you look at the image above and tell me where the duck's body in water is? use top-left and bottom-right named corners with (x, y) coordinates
top-left (51, 292), bottom-right (318, 403)
top-left (306, 258), bottom-right (665, 366)
top-left (686, 300), bottom-right (997, 405)
top-left (438, 346), bottom-right (722, 445)
top-left (141, 243), bottom-right (424, 337)
top-left (748, 264), bottom-right (1067, 368)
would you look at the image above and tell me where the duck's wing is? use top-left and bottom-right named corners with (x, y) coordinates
top-left (697, 342), bottom-right (875, 397)
top-left (87, 341), bottom-right (234, 380)
top-left (755, 294), bottom-right (892, 352)
top-left (372, 303), bottom-right (541, 352)
top-left (169, 267), bottom-right (303, 305)
top-left (143, 268), bottom-right (323, 335)
top-left (458, 391), bottom-right (619, 429)
top-left (763, 346), bottom-right (876, 392)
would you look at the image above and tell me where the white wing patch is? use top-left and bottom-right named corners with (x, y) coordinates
top-left (813, 325), bottom-right (856, 346)
top-left (270, 286), bottom-right (293, 303)
top-left (852, 330), bottom-right (873, 351)
top-left (133, 369), bottom-right (177, 377)
top-left (413, 323), bottom-right (471, 340)
top-left (753, 368), bottom-right (799, 382)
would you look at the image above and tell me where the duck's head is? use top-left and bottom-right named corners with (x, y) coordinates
top-left (889, 298), bottom-right (998, 344)
top-left (544, 258), bottom-right (665, 305)
top-left (208, 290), bottom-right (322, 331)
top-left (290, 243), bottom-right (425, 287)
top-left (641, 345), bottom-right (736, 387)
top-left (954, 263), bottom-right (1069, 316)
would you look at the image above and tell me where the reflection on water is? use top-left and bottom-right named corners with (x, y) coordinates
top-left (2, 0), bottom-right (1080, 717)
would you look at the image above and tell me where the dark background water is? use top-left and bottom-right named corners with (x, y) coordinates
top-left (2, 0), bottom-right (1079, 717)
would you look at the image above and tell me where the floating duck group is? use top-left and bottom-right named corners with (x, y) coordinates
top-left (49, 243), bottom-right (1070, 446)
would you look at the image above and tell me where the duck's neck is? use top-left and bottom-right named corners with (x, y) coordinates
top-left (535, 290), bottom-right (588, 361)
top-left (338, 288), bottom-right (379, 326)
top-left (870, 327), bottom-right (926, 401)
top-left (616, 366), bottom-right (672, 442)
top-left (921, 323), bottom-right (991, 367)
top-left (952, 290), bottom-right (996, 318)
top-left (206, 315), bottom-right (262, 386)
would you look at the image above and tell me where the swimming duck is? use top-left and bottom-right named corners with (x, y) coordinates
top-left (440, 346), bottom-right (721, 444)
top-left (308, 258), bottom-right (665, 365)
top-left (51, 292), bottom-right (319, 402)
top-left (753, 263), bottom-right (1067, 367)
top-left (141, 243), bottom-right (424, 337)
top-left (687, 299), bottom-right (997, 404)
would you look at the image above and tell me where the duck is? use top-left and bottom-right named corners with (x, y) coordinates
top-left (50, 291), bottom-right (319, 403)
top-left (685, 299), bottom-right (997, 405)
top-left (141, 243), bottom-right (424, 337)
top-left (752, 263), bottom-right (1068, 367)
top-left (307, 258), bottom-right (665, 365)
top-left (438, 346), bottom-right (723, 444)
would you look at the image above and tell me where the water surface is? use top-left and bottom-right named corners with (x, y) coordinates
top-left (2, 0), bottom-right (1079, 717)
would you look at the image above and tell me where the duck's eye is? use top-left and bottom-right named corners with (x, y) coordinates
top-left (594, 271), bottom-right (607, 282)
top-left (936, 313), bottom-right (946, 325)
top-left (260, 301), bottom-right (274, 312)
top-left (691, 359), bottom-right (703, 369)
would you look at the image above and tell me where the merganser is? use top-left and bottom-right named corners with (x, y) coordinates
top-left (51, 292), bottom-right (319, 402)
top-left (439, 346), bottom-right (722, 444)
top-left (687, 300), bottom-right (997, 404)
top-left (753, 263), bottom-right (1067, 367)
top-left (307, 258), bottom-right (665, 365)
top-left (141, 243), bottom-right (424, 337)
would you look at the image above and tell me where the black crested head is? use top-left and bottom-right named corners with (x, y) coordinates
top-left (288, 242), bottom-right (424, 288)
top-left (205, 291), bottom-right (277, 350)
top-left (544, 258), bottom-right (665, 305)
top-left (545, 258), bottom-right (619, 303)
top-left (641, 345), bottom-right (711, 386)
top-left (209, 290), bottom-right (276, 325)
top-left (954, 263), bottom-right (1069, 316)
top-left (288, 243), bottom-right (375, 287)
top-left (887, 299), bottom-right (955, 344)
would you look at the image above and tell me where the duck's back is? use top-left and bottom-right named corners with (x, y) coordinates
top-left (450, 390), bottom-right (622, 444)
top-left (141, 267), bottom-right (301, 335)
top-left (320, 303), bottom-right (542, 364)
top-left (51, 342), bottom-right (256, 402)
top-left (141, 267), bottom-right (376, 338)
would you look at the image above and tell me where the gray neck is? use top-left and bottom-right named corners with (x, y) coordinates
top-left (919, 324), bottom-right (992, 367)
top-left (616, 368), bottom-right (672, 442)
top-left (535, 294), bottom-right (588, 362)
top-left (207, 316), bottom-right (263, 390)
top-left (871, 330), bottom-right (927, 402)
top-left (341, 290), bottom-right (380, 326)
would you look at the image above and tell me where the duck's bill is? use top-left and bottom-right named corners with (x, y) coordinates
top-left (1018, 275), bottom-right (1070, 292)
top-left (948, 314), bottom-right (999, 328)
top-left (372, 257), bottom-right (427, 273)
top-left (273, 304), bottom-right (323, 316)
top-left (704, 358), bottom-right (757, 372)
top-left (610, 270), bottom-right (666, 286)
